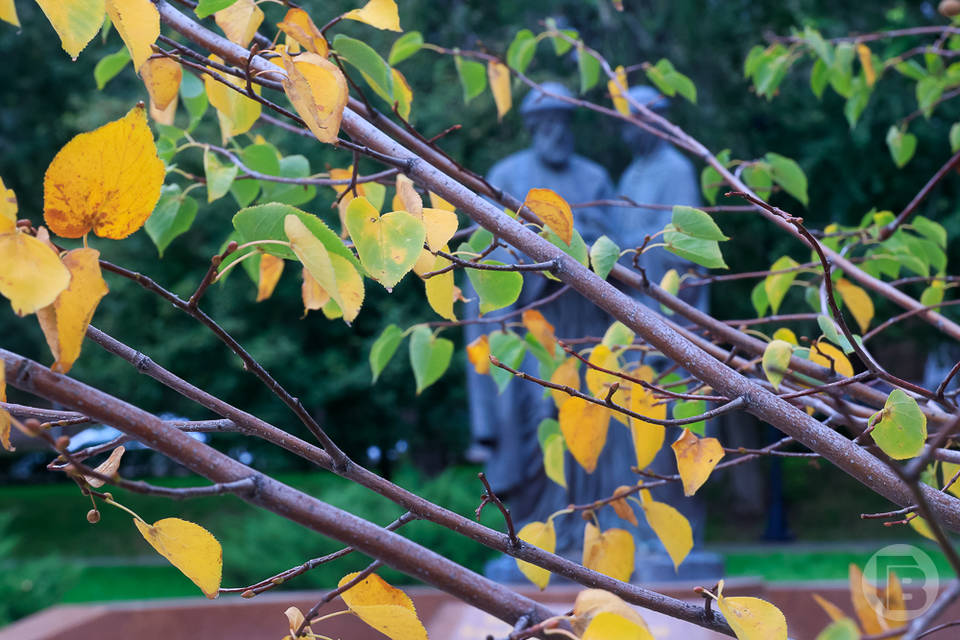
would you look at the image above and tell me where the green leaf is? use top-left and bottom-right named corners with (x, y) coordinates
top-left (195, 0), bottom-right (238, 19)
top-left (465, 227), bottom-right (494, 254)
top-left (145, 186), bottom-right (198, 257)
top-left (894, 60), bottom-right (928, 81)
top-left (590, 235), bottom-right (620, 280)
top-left (810, 58), bottom-right (829, 99)
top-left (663, 228), bottom-right (727, 269)
top-left (541, 227), bottom-right (589, 272)
top-left (180, 72), bottom-right (208, 132)
top-left (260, 155), bottom-right (317, 206)
top-left (345, 197), bottom-right (425, 290)
top-left (671, 206), bottom-right (728, 241)
top-left (743, 162), bottom-right (773, 200)
top-left (921, 281), bottom-right (945, 307)
top-left (549, 29), bottom-right (577, 56)
top-left (506, 29), bottom-right (537, 73)
top-left (660, 269), bottom-right (679, 315)
top-left (755, 53), bottom-right (792, 99)
top-left (817, 315), bottom-right (854, 354)
top-left (843, 76), bottom-right (871, 129)
top-left (886, 125), bottom-right (917, 168)
top-left (602, 322), bottom-right (634, 349)
top-left (673, 399), bottom-right (706, 435)
top-left (917, 75), bottom-right (944, 118)
top-left (541, 433), bottom-right (566, 488)
top-left (455, 55), bottom-right (487, 103)
top-left (94, 47), bottom-right (131, 90)
top-left (466, 264), bottom-right (523, 314)
top-left (230, 143), bottom-right (279, 207)
top-left (409, 326), bottom-right (453, 394)
top-left (203, 148), bottom-right (238, 203)
top-left (951, 123), bottom-right (960, 152)
top-left (913, 215), bottom-right (948, 249)
top-left (332, 34), bottom-right (394, 103)
top-left (699, 149), bottom-right (730, 206)
top-left (537, 417), bottom-right (562, 447)
top-left (815, 618), bottom-right (859, 640)
top-left (872, 389), bottom-right (927, 460)
top-left (370, 324), bottom-right (403, 383)
top-left (645, 59), bottom-right (697, 103)
top-left (764, 255), bottom-right (800, 313)
top-left (578, 45), bottom-right (600, 94)
top-left (802, 26), bottom-right (833, 64)
top-left (828, 43), bottom-right (855, 98)
top-left (388, 31), bottom-right (423, 65)
top-left (751, 280), bottom-right (770, 317)
top-left (765, 153), bottom-right (809, 206)
top-left (762, 339), bottom-right (793, 391)
top-left (743, 45), bottom-right (765, 79)
top-left (489, 330), bottom-right (527, 392)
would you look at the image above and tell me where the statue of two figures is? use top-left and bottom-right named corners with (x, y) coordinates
top-left (464, 83), bottom-right (723, 583)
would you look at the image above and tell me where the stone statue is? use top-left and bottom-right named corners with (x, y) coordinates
top-left (464, 83), bottom-right (647, 580)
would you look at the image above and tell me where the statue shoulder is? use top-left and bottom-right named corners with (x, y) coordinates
top-left (569, 154), bottom-right (613, 184)
top-left (486, 149), bottom-right (536, 184)
top-left (658, 145), bottom-right (698, 178)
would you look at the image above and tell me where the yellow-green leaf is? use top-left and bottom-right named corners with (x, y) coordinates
top-left (772, 327), bottom-right (798, 345)
top-left (0, 231), bottom-right (71, 317)
top-left (345, 197), bottom-right (425, 290)
top-left (36, 0), bottom-right (105, 60)
top-left (337, 572), bottom-right (427, 640)
top-left (204, 55), bottom-right (261, 140)
top-left (764, 255), bottom-right (799, 314)
top-left (582, 522), bottom-right (634, 582)
top-left (671, 429), bottom-right (725, 496)
top-left (105, 0), bottom-right (159, 72)
top-left (36, 248), bottom-right (108, 373)
top-left (542, 432), bottom-right (567, 489)
top-left (516, 519), bottom-right (555, 589)
top-left (342, 0), bottom-right (401, 32)
top-left (836, 278), bottom-right (874, 333)
top-left (762, 339), bottom-right (793, 391)
top-left (280, 50), bottom-right (348, 145)
top-left (717, 585), bottom-right (788, 640)
top-left (134, 517), bottom-right (222, 598)
top-left (639, 489), bottom-right (692, 570)
top-left (43, 104), bottom-right (165, 239)
top-left (559, 397), bottom-right (611, 473)
top-left (524, 187), bottom-right (573, 246)
top-left (872, 389), bottom-right (926, 460)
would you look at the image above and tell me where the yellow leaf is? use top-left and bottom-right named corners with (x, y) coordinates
top-left (466, 335), bottom-right (490, 375)
top-left (583, 612), bottom-right (654, 640)
top-left (424, 251), bottom-right (456, 321)
top-left (36, 248), bottom-right (108, 373)
top-left (909, 516), bottom-right (936, 541)
top-left (882, 572), bottom-right (906, 629)
top-left (277, 8), bottom-right (328, 56)
top-left (572, 590), bottom-right (651, 637)
top-left (428, 191), bottom-right (455, 211)
top-left (392, 67), bottom-right (413, 119)
top-left (717, 586), bottom-right (788, 640)
top-left (35, 0), bottom-right (105, 60)
top-left (549, 357), bottom-right (579, 408)
top-left (395, 174), bottom-right (422, 216)
top-left (836, 278), bottom-right (874, 333)
top-left (280, 50), bottom-right (348, 145)
top-left (301, 266), bottom-right (330, 316)
top-left (582, 522), bottom-right (634, 582)
top-left (283, 606), bottom-right (312, 639)
top-left (857, 43), bottom-right (876, 87)
top-left (559, 397), bottom-right (611, 473)
top-left (421, 208), bottom-right (458, 252)
top-left (44, 104), bottom-right (164, 240)
top-left (671, 429), bottom-right (725, 496)
top-left (338, 572), bottom-right (427, 640)
top-left (639, 489), bottom-right (692, 570)
top-left (610, 486), bottom-right (638, 526)
top-left (0, 231), bottom-right (71, 317)
top-left (140, 57), bottom-right (182, 114)
top-left (812, 593), bottom-right (849, 623)
top-left (515, 520), bottom-right (555, 589)
top-left (941, 462), bottom-right (960, 498)
top-left (0, 176), bottom-right (18, 233)
top-left (488, 60), bottom-right (512, 120)
top-left (204, 56), bottom-right (261, 141)
top-left (412, 248), bottom-right (436, 276)
top-left (772, 327), bottom-right (798, 345)
top-left (105, 0), bottom-right (159, 72)
top-left (850, 564), bottom-right (885, 634)
top-left (608, 65), bottom-right (629, 116)
top-left (522, 309), bottom-right (556, 355)
top-left (629, 385), bottom-right (666, 469)
top-left (284, 215), bottom-right (364, 324)
top-left (524, 187), bottom-right (573, 246)
top-left (809, 341), bottom-right (854, 378)
top-left (214, 0), bottom-right (263, 47)
top-left (0, 363), bottom-right (11, 452)
top-left (585, 344), bottom-right (619, 397)
top-left (84, 445), bottom-right (125, 488)
top-left (256, 253), bottom-right (284, 302)
top-left (542, 433), bottom-right (566, 489)
top-left (134, 517), bottom-right (222, 598)
top-left (149, 95), bottom-right (178, 126)
top-left (0, 0), bottom-right (19, 27)
top-left (343, 0), bottom-right (401, 31)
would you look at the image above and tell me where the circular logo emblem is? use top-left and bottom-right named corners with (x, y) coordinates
top-left (860, 544), bottom-right (940, 622)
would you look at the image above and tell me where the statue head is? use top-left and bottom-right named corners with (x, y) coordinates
top-left (622, 85), bottom-right (669, 157)
top-left (520, 82), bottom-right (575, 169)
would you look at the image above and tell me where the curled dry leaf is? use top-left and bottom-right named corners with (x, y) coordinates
top-left (280, 50), bottom-right (349, 145)
top-left (671, 429), bottom-right (725, 497)
top-left (301, 267), bottom-right (330, 316)
top-left (85, 446), bottom-right (126, 488)
top-left (43, 104), bottom-right (165, 240)
top-left (37, 248), bottom-right (109, 373)
top-left (337, 572), bottom-right (427, 640)
top-left (466, 335), bottom-right (491, 375)
top-left (256, 253), bottom-right (285, 302)
top-left (610, 485), bottom-right (639, 526)
top-left (283, 605), bottom-right (312, 639)
top-left (277, 8), bottom-right (328, 55)
top-left (134, 517), bottom-right (223, 598)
